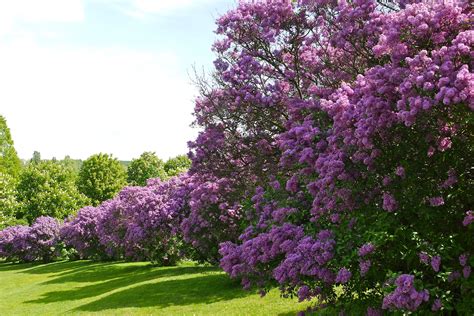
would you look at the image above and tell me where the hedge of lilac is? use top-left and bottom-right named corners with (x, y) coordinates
top-left (60, 175), bottom-right (193, 265)
top-left (0, 0), bottom-right (472, 313)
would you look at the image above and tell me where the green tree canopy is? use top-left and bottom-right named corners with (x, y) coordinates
top-left (0, 172), bottom-right (25, 229)
top-left (77, 153), bottom-right (127, 206)
top-left (0, 116), bottom-right (21, 178)
top-left (127, 152), bottom-right (166, 186)
top-left (16, 160), bottom-right (89, 223)
top-left (30, 151), bottom-right (42, 164)
top-left (164, 155), bottom-right (191, 177)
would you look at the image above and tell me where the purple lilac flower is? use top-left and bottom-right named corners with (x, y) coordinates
top-left (431, 299), bottom-right (442, 311)
top-left (382, 193), bottom-right (398, 212)
top-left (335, 268), bottom-right (352, 284)
top-left (459, 254), bottom-right (468, 266)
top-left (358, 243), bottom-right (375, 257)
top-left (382, 274), bottom-right (429, 311)
top-left (429, 197), bottom-right (444, 207)
top-left (395, 166), bottom-right (405, 178)
top-left (419, 252), bottom-right (430, 265)
top-left (463, 266), bottom-right (471, 279)
top-left (382, 176), bottom-right (392, 186)
top-left (463, 211), bottom-right (473, 226)
top-left (297, 285), bottom-right (311, 301)
top-left (438, 137), bottom-right (452, 151)
top-left (431, 256), bottom-right (441, 272)
top-left (359, 260), bottom-right (371, 276)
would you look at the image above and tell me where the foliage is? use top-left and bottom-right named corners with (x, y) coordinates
top-left (127, 152), bottom-right (166, 186)
top-left (0, 172), bottom-right (25, 229)
top-left (30, 151), bottom-right (41, 164)
top-left (77, 153), bottom-right (127, 206)
top-left (0, 116), bottom-right (21, 178)
top-left (16, 160), bottom-right (89, 223)
top-left (61, 155), bottom-right (83, 173)
top-left (164, 155), bottom-right (191, 177)
top-left (0, 216), bottom-right (61, 263)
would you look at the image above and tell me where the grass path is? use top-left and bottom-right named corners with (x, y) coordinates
top-left (0, 261), bottom-right (312, 315)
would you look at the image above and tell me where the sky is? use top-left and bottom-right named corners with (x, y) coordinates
top-left (0, 0), bottom-right (236, 161)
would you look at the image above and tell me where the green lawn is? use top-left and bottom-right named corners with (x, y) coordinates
top-left (0, 260), bottom-right (312, 315)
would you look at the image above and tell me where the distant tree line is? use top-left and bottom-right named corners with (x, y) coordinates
top-left (0, 115), bottom-right (191, 228)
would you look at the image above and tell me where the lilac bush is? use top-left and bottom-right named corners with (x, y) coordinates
top-left (0, 216), bottom-right (61, 263)
top-left (0, 225), bottom-right (30, 262)
top-left (111, 175), bottom-right (192, 265)
top-left (63, 174), bottom-right (193, 265)
top-left (215, 0), bottom-right (473, 313)
top-left (60, 206), bottom-right (109, 260)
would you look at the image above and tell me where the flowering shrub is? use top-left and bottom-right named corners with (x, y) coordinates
top-left (60, 175), bottom-right (193, 265)
top-left (216, 0), bottom-right (473, 313)
top-left (0, 225), bottom-right (30, 262)
top-left (0, 216), bottom-right (61, 263)
top-left (96, 175), bottom-right (192, 265)
top-left (60, 206), bottom-right (109, 260)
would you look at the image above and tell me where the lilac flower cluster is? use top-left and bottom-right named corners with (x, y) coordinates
top-left (382, 274), bottom-right (430, 311)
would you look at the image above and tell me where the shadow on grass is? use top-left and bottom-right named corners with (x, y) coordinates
top-left (75, 274), bottom-right (249, 312)
top-left (42, 262), bottom-right (217, 285)
top-left (0, 260), bottom-right (100, 275)
top-left (27, 264), bottom-right (221, 304)
top-left (25, 261), bottom-right (250, 312)
top-left (0, 262), bottom-right (37, 272)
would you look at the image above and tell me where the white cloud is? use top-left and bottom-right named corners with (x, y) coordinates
top-left (0, 39), bottom-right (198, 160)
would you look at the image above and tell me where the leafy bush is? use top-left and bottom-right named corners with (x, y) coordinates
top-left (0, 172), bottom-right (24, 230)
top-left (16, 161), bottom-right (89, 223)
top-left (77, 153), bottom-right (127, 206)
top-left (164, 155), bottom-right (191, 177)
top-left (127, 152), bottom-right (167, 186)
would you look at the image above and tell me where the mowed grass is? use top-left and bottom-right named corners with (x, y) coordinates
top-left (0, 260), bottom-right (312, 315)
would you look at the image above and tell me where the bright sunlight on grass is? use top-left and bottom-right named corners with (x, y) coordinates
top-left (0, 261), bottom-right (312, 315)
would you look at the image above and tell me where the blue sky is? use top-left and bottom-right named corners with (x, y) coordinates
top-left (0, 0), bottom-right (236, 161)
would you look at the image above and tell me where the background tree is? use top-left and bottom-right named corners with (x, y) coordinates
top-left (77, 153), bottom-right (127, 206)
top-left (164, 155), bottom-right (191, 177)
top-left (61, 155), bottom-right (82, 173)
top-left (127, 152), bottom-right (166, 186)
top-left (16, 160), bottom-right (89, 223)
top-left (0, 172), bottom-right (25, 229)
top-left (30, 151), bottom-right (41, 164)
top-left (0, 116), bottom-right (21, 178)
